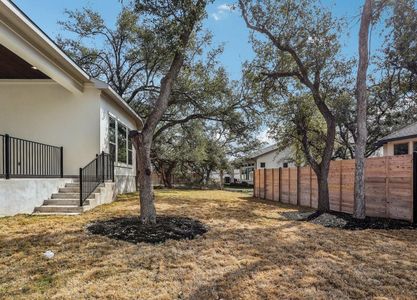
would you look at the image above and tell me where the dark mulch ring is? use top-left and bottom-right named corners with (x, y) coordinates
top-left (280, 210), bottom-right (417, 230)
top-left (86, 215), bottom-right (208, 244)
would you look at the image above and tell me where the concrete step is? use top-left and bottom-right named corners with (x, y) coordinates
top-left (33, 212), bottom-right (81, 216)
top-left (65, 183), bottom-right (80, 188)
top-left (34, 205), bottom-right (84, 214)
top-left (51, 193), bottom-right (96, 199)
top-left (44, 199), bottom-right (90, 206)
top-left (59, 187), bottom-right (80, 193)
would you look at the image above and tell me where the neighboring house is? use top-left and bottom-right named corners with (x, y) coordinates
top-left (239, 161), bottom-right (255, 185)
top-left (0, 0), bottom-right (142, 216)
top-left (250, 145), bottom-right (294, 169)
top-left (378, 122), bottom-right (417, 156)
top-left (211, 169), bottom-right (241, 184)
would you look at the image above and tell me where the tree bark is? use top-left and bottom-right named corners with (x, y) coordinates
top-left (130, 131), bottom-right (157, 224)
top-left (354, 0), bottom-right (372, 219)
top-left (219, 169), bottom-right (224, 190)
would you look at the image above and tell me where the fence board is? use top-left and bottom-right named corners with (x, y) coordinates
top-left (281, 168), bottom-right (290, 203)
top-left (289, 168), bottom-right (298, 205)
top-left (253, 154), bottom-right (414, 221)
top-left (273, 168), bottom-right (280, 201)
top-left (265, 169), bottom-right (273, 200)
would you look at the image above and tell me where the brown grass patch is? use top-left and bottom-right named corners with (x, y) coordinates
top-left (1, 190), bottom-right (417, 299)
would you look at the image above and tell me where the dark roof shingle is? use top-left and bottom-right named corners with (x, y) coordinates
top-left (379, 122), bottom-right (417, 144)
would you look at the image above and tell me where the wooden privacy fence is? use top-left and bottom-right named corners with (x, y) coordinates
top-left (254, 154), bottom-right (416, 222)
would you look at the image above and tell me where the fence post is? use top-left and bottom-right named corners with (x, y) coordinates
top-left (296, 166), bottom-right (300, 206)
top-left (102, 151), bottom-right (105, 183)
top-left (5, 134), bottom-right (10, 179)
top-left (79, 168), bottom-right (83, 207)
top-left (278, 167), bottom-right (282, 202)
top-left (413, 152), bottom-right (417, 223)
top-left (253, 168), bottom-right (256, 197)
top-left (60, 147), bottom-right (64, 178)
top-left (263, 168), bottom-right (267, 199)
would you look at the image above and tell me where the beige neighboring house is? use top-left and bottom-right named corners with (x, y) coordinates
top-left (0, 0), bottom-right (142, 216)
top-left (378, 122), bottom-right (417, 156)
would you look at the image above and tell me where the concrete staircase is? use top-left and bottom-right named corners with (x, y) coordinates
top-left (34, 180), bottom-right (115, 215)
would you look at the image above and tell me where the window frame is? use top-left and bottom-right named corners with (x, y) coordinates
top-left (108, 114), bottom-right (133, 167)
top-left (393, 142), bottom-right (409, 156)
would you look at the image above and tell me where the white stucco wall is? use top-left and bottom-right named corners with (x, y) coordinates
top-left (255, 148), bottom-right (294, 169)
top-left (0, 178), bottom-right (73, 216)
top-left (99, 93), bottom-right (138, 194)
top-left (383, 138), bottom-right (417, 156)
top-left (0, 80), bottom-right (100, 175)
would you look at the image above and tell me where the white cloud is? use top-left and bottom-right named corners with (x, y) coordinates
top-left (211, 3), bottom-right (233, 21)
top-left (218, 3), bottom-right (232, 11)
top-left (258, 129), bottom-right (275, 145)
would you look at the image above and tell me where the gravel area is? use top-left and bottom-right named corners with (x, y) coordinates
top-left (280, 210), bottom-right (417, 230)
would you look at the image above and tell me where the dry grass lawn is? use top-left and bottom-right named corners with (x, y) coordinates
top-left (1, 190), bottom-right (417, 299)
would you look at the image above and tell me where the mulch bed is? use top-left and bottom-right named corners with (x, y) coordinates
top-left (86, 215), bottom-right (208, 244)
top-left (281, 210), bottom-right (417, 230)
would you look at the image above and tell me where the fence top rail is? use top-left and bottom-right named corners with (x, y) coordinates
top-left (5, 134), bottom-right (62, 149)
top-left (81, 152), bottom-right (111, 172)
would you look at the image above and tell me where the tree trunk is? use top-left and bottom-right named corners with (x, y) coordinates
top-left (316, 168), bottom-right (330, 212)
top-left (219, 169), bottom-right (224, 190)
top-left (160, 163), bottom-right (174, 188)
top-left (354, 0), bottom-right (372, 219)
top-left (131, 131), bottom-right (157, 224)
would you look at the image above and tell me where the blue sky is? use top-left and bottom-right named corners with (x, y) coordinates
top-left (13, 0), bottom-right (382, 81)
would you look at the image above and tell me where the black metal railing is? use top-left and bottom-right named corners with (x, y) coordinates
top-left (79, 152), bottom-right (114, 206)
top-left (0, 134), bottom-right (63, 179)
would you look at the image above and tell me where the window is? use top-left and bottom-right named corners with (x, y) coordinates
top-left (109, 117), bottom-right (116, 162)
top-left (260, 162), bottom-right (266, 168)
top-left (128, 137), bottom-right (133, 165)
top-left (394, 143), bottom-right (409, 155)
top-left (283, 162), bottom-right (288, 168)
top-left (108, 115), bottom-right (132, 165)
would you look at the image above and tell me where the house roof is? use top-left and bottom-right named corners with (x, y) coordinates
top-left (378, 122), bottom-right (417, 146)
top-left (249, 145), bottom-right (279, 159)
top-left (0, 0), bottom-right (143, 129)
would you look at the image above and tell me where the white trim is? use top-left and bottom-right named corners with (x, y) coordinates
top-left (108, 114), bottom-right (133, 168)
top-left (93, 79), bottom-right (143, 128)
top-left (0, 79), bottom-right (57, 85)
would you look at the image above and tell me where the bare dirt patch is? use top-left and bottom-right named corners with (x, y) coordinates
top-left (86, 215), bottom-right (208, 244)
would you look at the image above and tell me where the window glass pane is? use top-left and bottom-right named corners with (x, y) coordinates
top-left (128, 134), bottom-right (132, 150)
top-left (128, 150), bottom-right (132, 165)
top-left (260, 162), bottom-right (265, 168)
top-left (118, 124), bottom-right (127, 163)
top-left (109, 143), bottom-right (116, 162)
top-left (109, 117), bottom-right (116, 143)
top-left (394, 143), bottom-right (408, 155)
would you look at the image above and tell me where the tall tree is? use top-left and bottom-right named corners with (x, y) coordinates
top-left (129, 0), bottom-right (209, 224)
top-left (354, 0), bottom-right (373, 219)
top-left (239, 0), bottom-right (351, 211)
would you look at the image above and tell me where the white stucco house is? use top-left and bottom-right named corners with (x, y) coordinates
top-left (378, 122), bottom-right (417, 156)
top-left (250, 145), bottom-right (295, 169)
top-left (0, 0), bottom-right (142, 216)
